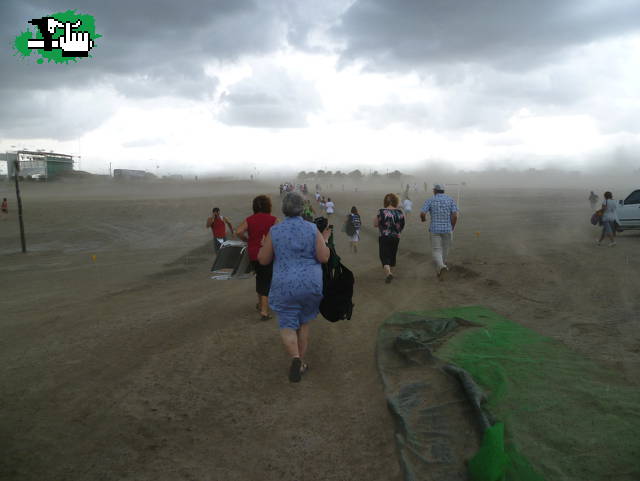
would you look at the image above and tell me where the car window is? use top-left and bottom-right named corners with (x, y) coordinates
top-left (624, 190), bottom-right (640, 205)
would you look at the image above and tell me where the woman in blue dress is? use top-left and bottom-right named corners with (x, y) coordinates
top-left (258, 192), bottom-right (331, 382)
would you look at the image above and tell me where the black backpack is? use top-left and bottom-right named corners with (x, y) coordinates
top-left (319, 242), bottom-right (354, 322)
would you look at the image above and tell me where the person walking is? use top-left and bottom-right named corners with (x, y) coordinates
top-left (589, 191), bottom-right (599, 210)
top-left (346, 206), bottom-right (362, 253)
top-left (1, 198), bottom-right (7, 220)
top-left (402, 197), bottom-right (413, 218)
top-left (206, 207), bottom-right (234, 253)
top-left (420, 183), bottom-right (459, 279)
top-left (258, 192), bottom-right (331, 382)
top-left (302, 199), bottom-right (315, 222)
top-left (374, 193), bottom-right (405, 283)
top-left (325, 197), bottom-right (335, 219)
top-left (597, 191), bottom-right (617, 247)
top-left (235, 195), bottom-right (278, 320)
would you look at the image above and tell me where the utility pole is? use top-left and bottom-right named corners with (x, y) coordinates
top-left (13, 160), bottom-right (27, 253)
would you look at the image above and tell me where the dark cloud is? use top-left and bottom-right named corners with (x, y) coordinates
top-left (0, 87), bottom-right (119, 140)
top-left (336, 1), bottom-right (640, 134)
top-left (335, 0), bottom-right (640, 71)
top-left (0, 0), bottom-right (288, 138)
top-left (218, 67), bottom-right (321, 128)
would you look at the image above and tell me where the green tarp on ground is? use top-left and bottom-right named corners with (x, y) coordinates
top-left (377, 306), bottom-right (640, 481)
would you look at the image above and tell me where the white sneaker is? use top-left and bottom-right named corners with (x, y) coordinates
top-left (608, 242), bottom-right (616, 247)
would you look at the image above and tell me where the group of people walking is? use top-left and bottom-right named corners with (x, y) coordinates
top-left (371, 183), bottom-right (459, 282)
top-left (208, 192), bottom-right (331, 383)
top-left (206, 183), bottom-right (459, 383)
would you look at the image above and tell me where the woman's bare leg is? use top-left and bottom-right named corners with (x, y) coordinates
top-left (280, 329), bottom-right (300, 358)
top-left (297, 323), bottom-right (311, 359)
top-left (259, 295), bottom-right (269, 316)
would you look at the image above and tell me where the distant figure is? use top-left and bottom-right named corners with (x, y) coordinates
top-left (302, 199), bottom-right (315, 222)
top-left (402, 197), bottom-right (413, 217)
top-left (374, 193), bottom-right (405, 283)
top-left (424, 182), bottom-right (428, 192)
top-left (597, 191), bottom-right (617, 247)
top-left (325, 197), bottom-right (335, 218)
top-left (1, 198), bottom-right (7, 220)
top-left (589, 191), bottom-right (599, 210)
top-left (346, 206), bottom-right (362, 253)
top-left (206, 207), bottom-right (233, 253)
top-left (315, 191), bottom-right (321, 202)
top-left (235, 195), bottom-right (278, 320)
top-left (420, 183), bottom-right (459, 279)
top-left (258, 192), bottom-right (331, 383)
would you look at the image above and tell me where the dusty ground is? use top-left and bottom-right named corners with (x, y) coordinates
top-left (1, 179), bottom-right (638, 480)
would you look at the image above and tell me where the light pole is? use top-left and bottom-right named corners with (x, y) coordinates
top-left (10, 149), bottom-right (27, 253)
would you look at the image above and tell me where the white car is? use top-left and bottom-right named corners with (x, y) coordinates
top-left (617, 190), bottom-right (640, 230)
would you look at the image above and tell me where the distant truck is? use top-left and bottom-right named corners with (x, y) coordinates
top-left (113, 169), bottom-right (155, 181)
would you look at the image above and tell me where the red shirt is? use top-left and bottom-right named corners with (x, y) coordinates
top-left (211, 215), bottom-right (226, 238)
top-left (246, 213), bottom-right (277, 261)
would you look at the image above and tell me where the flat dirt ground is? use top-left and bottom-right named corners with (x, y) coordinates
top-left (1, 179), bottom-right (638, 480)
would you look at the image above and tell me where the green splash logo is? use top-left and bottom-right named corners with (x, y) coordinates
top-left (14, 10), bottom-right (100, 64)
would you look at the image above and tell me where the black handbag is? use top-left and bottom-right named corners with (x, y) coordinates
top-left (319, 244), bottom-right (354, 322)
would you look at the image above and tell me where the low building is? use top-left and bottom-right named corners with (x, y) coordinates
top-left (2, 150), bottom-right (74, 180)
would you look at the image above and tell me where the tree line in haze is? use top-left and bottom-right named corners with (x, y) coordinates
top-left (297, 169), bottom-right (405, 180)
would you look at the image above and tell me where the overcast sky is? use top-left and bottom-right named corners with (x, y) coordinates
top-left (1, 0), bottom-right (640, 176)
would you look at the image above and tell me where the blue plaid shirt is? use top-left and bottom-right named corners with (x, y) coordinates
top-left (421, 194), bottom-right (459, 233)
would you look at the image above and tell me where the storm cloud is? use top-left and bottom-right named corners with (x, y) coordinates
top-left (1, 0), bottom-right (639, 173)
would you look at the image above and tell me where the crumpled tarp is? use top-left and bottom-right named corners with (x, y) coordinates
top-left (377, 306), bottom-right (640, 481)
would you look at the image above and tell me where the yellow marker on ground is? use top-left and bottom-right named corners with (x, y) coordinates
top-left (475, 232), bottom-right (480, 238)
top-left (91, 255), bottom-right (97, 262)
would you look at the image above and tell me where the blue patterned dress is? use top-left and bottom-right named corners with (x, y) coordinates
top-left (268, 216), bottom-right (323, 329)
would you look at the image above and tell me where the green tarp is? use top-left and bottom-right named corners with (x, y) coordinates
top-left (377, 306), bottom-right (640, 481)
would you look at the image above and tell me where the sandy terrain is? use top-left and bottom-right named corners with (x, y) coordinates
top-left (1, 179), bottom-right (638, 480)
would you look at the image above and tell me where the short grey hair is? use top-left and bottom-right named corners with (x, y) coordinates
top-left (282, 192), bottom-right (304, 217)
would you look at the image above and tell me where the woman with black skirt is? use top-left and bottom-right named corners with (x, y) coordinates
top-left (236, 195), bottom-right (278, 320)
top-left (374, 193), bottom-right (405, 283)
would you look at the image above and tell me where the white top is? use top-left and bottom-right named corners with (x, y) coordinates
top-left (602, 199), bottom-right (617, 221)
top-left (403, 199), bottom-right (413, 212)
top-left (325, 201), bottom-right (335, 214)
